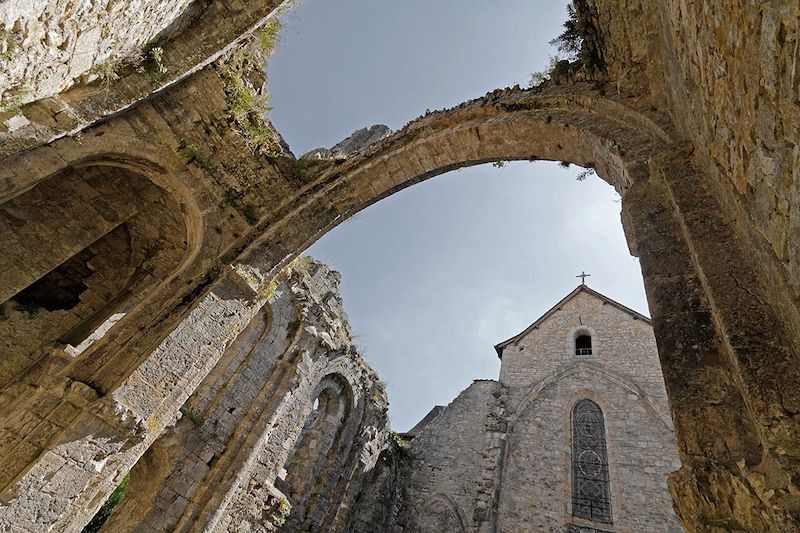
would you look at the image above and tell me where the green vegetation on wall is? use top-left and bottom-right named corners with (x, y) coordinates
top-left (81, 474), bottom-right (130, 533)
top-left (529, 0), bottom-right (605, 87)
top-left (217, 17), bottom-right (284, 159)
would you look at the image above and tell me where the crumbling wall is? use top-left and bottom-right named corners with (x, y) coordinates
top-left (0, 2), bottom-right (797, 530)
top-left (344, 441), bottom-right (412, 532)
top-left (0, 0), bottom-right (195, 105)
top-left (100, 258), bottom-right (390, 533)
top-left (0, 165), bottom-right (188, 397)
top-left (347, 380), bottom-right (505, 533)
top-left (0, 0), bottom-right (288, 157)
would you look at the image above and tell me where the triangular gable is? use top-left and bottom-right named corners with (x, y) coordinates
top-left (399, 405), bottom-right (445, 439)
top-left (494, 285), bottom-right (651, 359)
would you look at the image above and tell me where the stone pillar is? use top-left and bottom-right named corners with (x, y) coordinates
top-left (99, 291), bottom-right (294, 532)
top-left (623, 148), bottom-right (800, 531)
top-left (0, 267), bottom-right (267, 532)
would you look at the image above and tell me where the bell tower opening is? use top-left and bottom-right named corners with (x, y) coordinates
top-left (575, 334), bottom-right (593, 355)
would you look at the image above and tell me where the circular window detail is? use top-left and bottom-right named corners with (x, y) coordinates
top-left (576, 412), bottom-right (601, 437)
top-left (577, 450), bottom-right (603, 478)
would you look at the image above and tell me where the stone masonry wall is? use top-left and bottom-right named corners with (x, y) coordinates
top-left (658, 1), bottom-right (800, 306)
top-left (352, 289), bottom-right (682, 532)
top-left (499, 291), bottom-right (671, 423)
top-left (501, 371), bottom-right (681, 532)
top-left (0, 0), bottom-right (287, 157)
top-left (402, 380), bottom-right (505, 532)
top-left (100, 258), bottom-right (390, 533)
top-left (0, 0), bottom-right (195, 105)
top-left (498, 289), bottom-right (680, 532)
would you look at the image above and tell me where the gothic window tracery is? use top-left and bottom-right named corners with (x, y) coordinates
top-left (571, 399), bottom-right (612, 523)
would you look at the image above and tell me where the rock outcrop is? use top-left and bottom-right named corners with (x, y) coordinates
top-left (300, 124), bottom-right (392, 160)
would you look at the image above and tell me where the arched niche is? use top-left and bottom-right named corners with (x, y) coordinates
top-left (277, 373), bottom-right (354, 531)
top-left (0, 162), bottom-right (191, 391)
top-left (420, 494), bottom-right (467, 533)
top-left (566, 325), bottom-right (599, 358)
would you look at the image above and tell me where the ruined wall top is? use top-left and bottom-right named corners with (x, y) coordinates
top-left (0, 0), bottom-right (195, 105)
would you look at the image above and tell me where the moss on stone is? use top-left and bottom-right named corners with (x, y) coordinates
top-left (257, 278), bottom-right (281, 301)
top-left (292, 156), bottom-right (333, 182)
top-left (177, 139), bottom-right (198, 162)
top-left (1, 84), bottom-right (27, 114)
top-left (388, 431), bottom-right (413, 460)
top-left (81, 474), bottom-right (130, 533)
top-left (0, 29), bottom-right (19, 61)
top-left (180, 406), bottom-right (205, 428)
top-left (221, 188), bottom-right (259, 226)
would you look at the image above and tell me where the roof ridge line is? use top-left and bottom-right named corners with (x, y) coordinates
top-left (493, 285), bottom-right (650, 358)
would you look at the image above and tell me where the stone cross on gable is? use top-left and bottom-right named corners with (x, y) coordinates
top-left (577, 271), bottom-right (591, 284)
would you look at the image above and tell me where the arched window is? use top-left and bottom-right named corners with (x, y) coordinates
top-left (421, 495), bottom-right (466, 533)
top-left (278, 375), bottom-right (352, 530)
top-left (571, 399), bottom-right (612, 523)
top-left (575, 334), bottom-right (593, 355)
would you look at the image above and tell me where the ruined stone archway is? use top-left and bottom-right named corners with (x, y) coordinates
top-left (235, 86), bottom-right (674, 296)
top-left (230, 86), bottom-right (800, 531)
top-left (91, 261), bottom-right (389, 533)
top-left (0, 80), bottom-right (795, 532)
top-left (0, 0), bottom-right (795, 529)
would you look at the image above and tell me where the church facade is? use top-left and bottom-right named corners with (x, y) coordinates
top-left (356, 285), bottom-right (683, 532)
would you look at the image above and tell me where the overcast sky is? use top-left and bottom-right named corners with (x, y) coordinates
top-left (268, 0), bottom-right (650, 431)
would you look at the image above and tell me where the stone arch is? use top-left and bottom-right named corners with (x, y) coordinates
top-left (1, 132), bottom-right (205, 231)
top-left (239, 87), bottom-right (670, 280)
top-left (0, 157), bottom-right (198, 394)
top-left (511, 362), bottom-right (673, 432)
top-left (419, 493), bottom-right (467, 533)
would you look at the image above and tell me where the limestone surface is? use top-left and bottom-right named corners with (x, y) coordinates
top-left (0, 1), bottom-right (798, 531)
top-left (348, 287), bottom-right (683, 533)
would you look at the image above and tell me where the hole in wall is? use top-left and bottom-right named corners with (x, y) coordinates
top-left (11, 248), bottom-right (93, 312)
